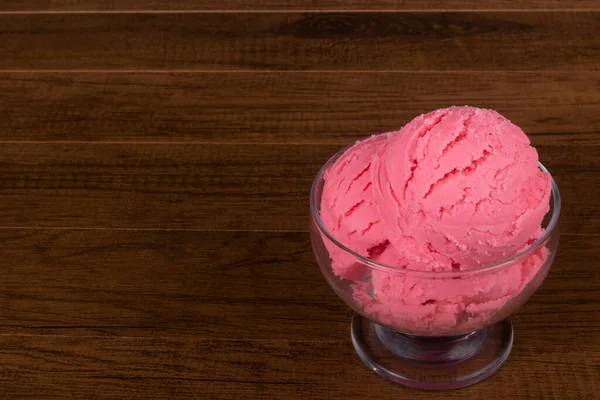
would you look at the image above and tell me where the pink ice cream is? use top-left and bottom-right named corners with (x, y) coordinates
top-left (320, 134), bottom-right (388, 279)
top-left (319, 106), bottom-right (552, 334)
top-left (358, 243), bottom-right (549, 334)
top-left (373, 106), bottom-right (550, 271)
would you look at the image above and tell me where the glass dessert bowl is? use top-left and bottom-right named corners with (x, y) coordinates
top-left (309, 146), bottom-right (561, 391)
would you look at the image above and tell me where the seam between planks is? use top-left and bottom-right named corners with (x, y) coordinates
top-left (1, 70), bottom-right (600, 74)
top-left (0, 10), bottom-right (598, 14)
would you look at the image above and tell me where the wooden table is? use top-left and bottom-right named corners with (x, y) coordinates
top-left (1, 2), bottom-right (599, 399)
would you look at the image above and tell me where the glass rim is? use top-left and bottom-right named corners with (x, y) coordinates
top-left (310, 142), bottom-right (561, 277)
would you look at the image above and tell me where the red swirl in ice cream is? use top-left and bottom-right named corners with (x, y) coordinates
top-left (319, 106), bottom-right (552, 334)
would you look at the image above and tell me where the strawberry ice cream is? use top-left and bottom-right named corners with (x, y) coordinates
top-left (319, 134), bottom-right (388, 280)
top-left (319, 106), bottom-right (552, 334)
top-left (373, 106), bottom-right (550, 271)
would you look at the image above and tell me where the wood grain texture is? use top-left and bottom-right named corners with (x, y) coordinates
top-left (0, 334), bottom-right (598, 400)
top-left (0, 230), bottom-right (598, 341)
top-left (0, 13), bottom-right (599, 71)
top-left (0, 230), bottom-right (598, 399)
top-left (1, 1), bottom-right (599, 398)
top-left (0, 143), bottom-right (596, 234)
top-left (0, 0), bottom-right (598, 11)
top-left (0, 230), bottom-right (348, 341)
top-left (2, 72), bottom-right (600, 143)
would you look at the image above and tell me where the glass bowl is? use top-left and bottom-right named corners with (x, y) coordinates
top-left (309, 145), bottom-right (560, 390)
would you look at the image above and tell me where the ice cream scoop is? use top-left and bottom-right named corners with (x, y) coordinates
top-left (319, 134), bottom-right (389, 279)
top-left (372, 106), bottom-right (551, 271)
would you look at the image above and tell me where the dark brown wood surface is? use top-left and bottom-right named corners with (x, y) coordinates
top-left (1, 13), bottom-right (600, 71)
top-left (2, 72), bottom-right (600, 143)
top-left (0, 3), bottom-right (598, 400)
top-left (0, 1), bottom-right (598, 11)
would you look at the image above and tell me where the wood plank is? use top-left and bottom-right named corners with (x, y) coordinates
top-left (0, 230), bottom-right (598, 342)
top-left (0, 143), bottom-right (596, 234)
top-left (2, 72), bottom-right (600, 144)
top-left (0, 331), bottom-right (597, 399)
top-left (1, 1), bottom-right (599, 12)
top-left (0, 230), bottom-right (348, 341)
top-left (0, 13), bottom-right (599, 71)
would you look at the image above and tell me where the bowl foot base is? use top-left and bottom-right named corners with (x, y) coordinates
top-left (350, 315), bottom-right (513, 390)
